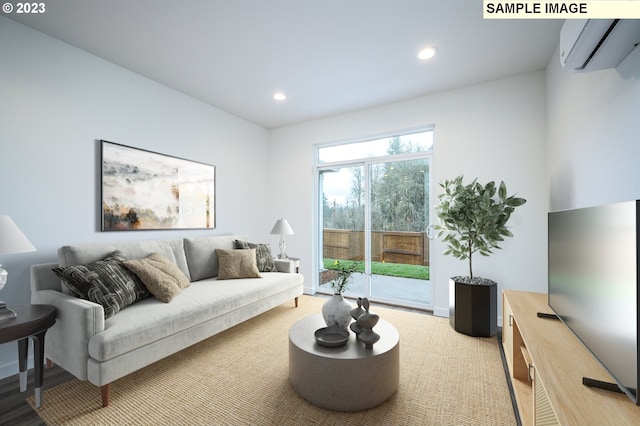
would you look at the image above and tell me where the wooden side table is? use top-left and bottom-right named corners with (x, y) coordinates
top-left (0, 304), bottom-right (56, 408)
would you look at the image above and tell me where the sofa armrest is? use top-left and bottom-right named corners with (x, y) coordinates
top-left (32, 289), bottom-right (105, 335)
top-left (30, 288), bottom-right (105, 380)
top-left (30, 262), bottom-right (63, 292)
top-left (274, 259), bottom-right (295, 273)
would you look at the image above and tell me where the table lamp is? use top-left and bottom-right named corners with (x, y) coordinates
top-left (270, 218), bottom-right (294, 259)
top-left (0, 215), bottom-right (36, 320)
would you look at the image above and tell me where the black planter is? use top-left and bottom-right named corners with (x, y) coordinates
top-left (449, 278), bottom-right (497, 337)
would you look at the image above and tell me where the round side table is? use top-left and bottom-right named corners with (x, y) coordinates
top-left (288, 314), bottom-right (399, 412)
top-left (0, 304), bottom-right (56, 408)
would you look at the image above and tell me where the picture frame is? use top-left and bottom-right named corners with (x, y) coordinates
top-left (101, 140), bottom-right (215, 231)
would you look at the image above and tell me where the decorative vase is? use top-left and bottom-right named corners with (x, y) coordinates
top-left (322, 294), bottom-right (353, 329)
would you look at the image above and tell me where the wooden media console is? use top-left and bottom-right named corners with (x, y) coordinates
top-left (502, 290), bottom-right (640, 425)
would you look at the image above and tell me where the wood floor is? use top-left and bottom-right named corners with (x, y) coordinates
top-left (0, 366), bottom-right (73, 426)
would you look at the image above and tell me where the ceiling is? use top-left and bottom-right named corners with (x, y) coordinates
top-left (8, 1), bottom-right (563, 129)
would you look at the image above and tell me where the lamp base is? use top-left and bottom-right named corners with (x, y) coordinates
top-left (0, 302), bottom-right (17, 320)
top-left (278, 237), bottom-right (287, 259)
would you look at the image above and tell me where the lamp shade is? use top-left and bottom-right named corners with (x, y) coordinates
top-left (270, 218), bottom-right (294, 235)
top-left (0, 215), bottom-right (36, 255)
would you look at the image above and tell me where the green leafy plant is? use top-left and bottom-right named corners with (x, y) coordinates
top-left (435, 175), bottom-right (526, 279)
top-left (330, 260), bottom-right (362, 294)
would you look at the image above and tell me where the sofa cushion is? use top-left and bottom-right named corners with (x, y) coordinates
top-left (215, 248), bottom-right (261, 280)
top-left (52, 250), bottom-right (149, 319)
top-left (58, 238), bottom-right (192, 282)
top-left (183, 235), bottom-right (248, 281)
top-left (233, 240), bottom-right (278, 272)
top-left (124, 253), bottom-right (191, 302)
top-left (88, 272), bottom-right (304, 362)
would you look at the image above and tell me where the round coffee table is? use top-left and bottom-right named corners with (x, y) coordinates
top-left (288, 314), bottom-right (399, 412)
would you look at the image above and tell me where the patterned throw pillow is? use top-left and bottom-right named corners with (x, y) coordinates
top-left (123, 253), bottom-right (191, 303)
top-left (216, 248), bottom-right (261, 280)
top-left (52, 250), bottom-right (149, 319)
top-left (233, 240), bottom-right (278, 272)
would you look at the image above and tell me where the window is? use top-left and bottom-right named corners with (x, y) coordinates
top-left (318, 129), bottom-right (433, 163)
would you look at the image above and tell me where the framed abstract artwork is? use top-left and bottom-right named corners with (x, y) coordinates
top-left (101, 140), bottom-right (215, 231)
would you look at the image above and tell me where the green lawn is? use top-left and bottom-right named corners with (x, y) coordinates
top-left (323, 258), bottom-right (429, 280)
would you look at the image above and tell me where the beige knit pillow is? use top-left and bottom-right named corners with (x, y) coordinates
top-left (124, 253), bottom-right (191, 302)
top-left (215, 249), bottom-right (261, 280)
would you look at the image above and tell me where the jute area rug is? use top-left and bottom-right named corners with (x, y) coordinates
top-left (29, 295), bottom-right (516, 425)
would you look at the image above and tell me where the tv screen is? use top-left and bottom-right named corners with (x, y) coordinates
top-left (548, 200), bottom-right (639, 404)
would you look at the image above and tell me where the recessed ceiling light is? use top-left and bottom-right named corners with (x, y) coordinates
top-left (273, 92), bottom-right (286, 101)
top-left (418, 47), bottom-right (437, 60)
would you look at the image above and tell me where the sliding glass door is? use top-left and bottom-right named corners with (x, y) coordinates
top-left (369, 157), bottom-right (430, 306)
top-left (316, 131), bottom-right (433, 310)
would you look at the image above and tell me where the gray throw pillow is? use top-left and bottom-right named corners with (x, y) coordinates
top-left (233, 240), bottom-right (278, 272)
top-left (52, 250), bottom-right (149, 319)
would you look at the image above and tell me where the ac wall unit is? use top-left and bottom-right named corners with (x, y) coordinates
top-left (560, 19), bottom-right (640, 72)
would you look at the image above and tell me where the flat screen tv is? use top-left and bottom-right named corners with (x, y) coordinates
top-left (548, 200), bottom-right (640, 405)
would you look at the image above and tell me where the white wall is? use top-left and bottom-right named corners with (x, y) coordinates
top-left (0, 17), bottom-right (272, 378)
top-left (547, 45), bottom-right (640, 210)
top-left (269, 72), bottom-right (549, 318)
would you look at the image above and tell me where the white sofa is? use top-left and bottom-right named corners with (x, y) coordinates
top-left (30, 235), bottom-right (303, 407)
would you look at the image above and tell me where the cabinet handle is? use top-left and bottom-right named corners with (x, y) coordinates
top-left (509, 314), bottom-right (513, 327)
top-left (528, 364), bottom-right (534, 383)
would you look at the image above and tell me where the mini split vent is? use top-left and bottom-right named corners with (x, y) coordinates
top-left (560, 19), bottom-right (640, 72)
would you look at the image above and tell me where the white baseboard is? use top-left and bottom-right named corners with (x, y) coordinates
top-left (433, 306), bottom-right (449, 318)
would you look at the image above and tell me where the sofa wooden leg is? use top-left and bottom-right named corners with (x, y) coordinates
top-left (101, 384), bottom-right (111, 407)
top-left (294, 296), bottom-right (299, 307)
top-left (45, 358), bottom-right (53, 368)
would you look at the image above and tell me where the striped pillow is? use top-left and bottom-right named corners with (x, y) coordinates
top-left (53, 250), bottom-right (149, 319)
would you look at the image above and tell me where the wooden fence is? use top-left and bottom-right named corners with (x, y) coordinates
top-left (323, 229), bottom-right (429, 266)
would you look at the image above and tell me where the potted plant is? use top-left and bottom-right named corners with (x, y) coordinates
top-left (322, 260), bottom-right (362, 329)
top-left (435, 175), bottom-right (526, 336)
